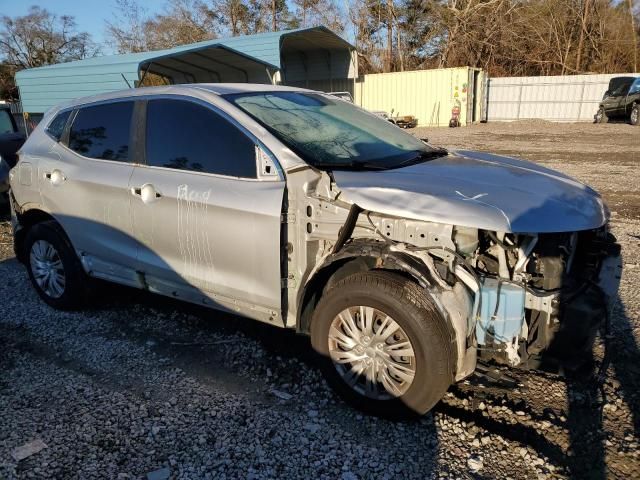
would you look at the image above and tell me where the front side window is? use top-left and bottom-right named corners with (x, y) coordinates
top-left (46, 110), bottom-right (71, 141)
top-left (69, 102), bottom-right (133, 161)
top-left (0, 109), bottom-right (15, 135)
top-left (611, 81), bottom-right (632, 97)
top-left (629, 79), bottom-right (640, 95)
top-left (145, 99), bottom-right (256, 178)
top-left (226, 91), bottom-right (446, 171)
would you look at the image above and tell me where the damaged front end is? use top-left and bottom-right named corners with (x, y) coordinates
top-left (289, 167), bottom-right (622, 381)
top-left (455, 227), bottom-right (621, 371)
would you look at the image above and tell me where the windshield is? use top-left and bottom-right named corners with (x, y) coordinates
top-left (225, 91), bottom-right (445, 170)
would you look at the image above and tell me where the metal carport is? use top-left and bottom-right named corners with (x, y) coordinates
top-left (15, 26), bottom-right (356, 116)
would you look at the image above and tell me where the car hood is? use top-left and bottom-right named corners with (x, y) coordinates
top-left (332, 150), bottom-right (608, 233)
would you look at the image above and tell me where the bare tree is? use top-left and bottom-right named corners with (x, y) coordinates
top-left (105, 0), bottom-right (148, 53)
top-left (292, 0), bottom-right (344, 32)
top-left (145, 0), bottom-right (218, 49)
top-left (210, 0), bottom-right (255, 35)
top-left (0, 6), bottom-right (99, 68)
top-left (0, 6), bottom-right (98, 100)
top-left (107, 0), bottom-right (218, 53)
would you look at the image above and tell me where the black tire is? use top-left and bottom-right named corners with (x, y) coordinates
top-left (25, 221), bottom-right (87, 310)
top-left (630, 104), bottom-right (640, 126)
top-left (310, 271), bottom-right (456, 417)
top-left (595, 106), bottom-right (608, 124)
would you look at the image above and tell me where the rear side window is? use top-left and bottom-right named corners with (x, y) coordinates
top-left (145, 99), bottom-right (256, 178)
top-left (0, 109), bottom-right (15, 134)
top-left (69, 102), bottom-right (133, 161)
top-left (46, 110), bottom-right (71, 141)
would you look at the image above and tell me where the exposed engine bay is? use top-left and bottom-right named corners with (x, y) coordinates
top-left (454, 227), bottom-right (621, 369)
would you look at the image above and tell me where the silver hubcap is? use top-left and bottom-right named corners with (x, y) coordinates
top-left (328, 306), bottom-right (416, 400)
top-left (597, 109), bottom-right (603, 121)
top-left (30, 240), bottom-right (66, 298)
top-left (632, 109), bottom-right (638, 124)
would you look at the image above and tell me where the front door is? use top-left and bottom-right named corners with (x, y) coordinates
top-left (624, 78), bottom-right (640, 116)
top-left (602, 91), bottom-right (623, 117)
top-left (39, 101), bottom-right (140, 286)
top-left (129, 98), bottom-right (285, 322)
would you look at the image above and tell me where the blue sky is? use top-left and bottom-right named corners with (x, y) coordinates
top-left (0, 0), bottom-right (167, 51)
top-left (1, 1), bottom-right (352, 54)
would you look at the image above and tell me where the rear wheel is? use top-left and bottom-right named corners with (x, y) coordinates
top-left (310, 271), bottom-right (456, 417)
top-left (595, 107), bottom-right (608, 123)
top-left (630, 104), bottom-right (639, 125)
top-left (25, 221), bottom-right (87, 309)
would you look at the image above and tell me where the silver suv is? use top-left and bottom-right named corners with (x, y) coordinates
top-left (10, 84), bottom-right (621, 416)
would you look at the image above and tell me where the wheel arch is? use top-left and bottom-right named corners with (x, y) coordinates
top-left (14, 208), bottom-right (66, 263)
top-left (296, 241), bottom-right (438, 335)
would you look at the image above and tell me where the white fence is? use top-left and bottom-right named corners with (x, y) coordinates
top-left (486, 73), bottom-right (640, 122)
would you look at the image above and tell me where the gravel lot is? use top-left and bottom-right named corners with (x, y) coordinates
top-left (1, 121), bottom-right (639, 479)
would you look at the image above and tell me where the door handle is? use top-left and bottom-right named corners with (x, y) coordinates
top-left (131, 183), bottom-right (162, 204)
top-left (45, 169), bottom-right (66, 186)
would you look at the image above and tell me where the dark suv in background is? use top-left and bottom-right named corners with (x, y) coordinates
top-left (0, 104), bottom-right (26, 202)
top-left (596, 76), bottom-right (640, 125)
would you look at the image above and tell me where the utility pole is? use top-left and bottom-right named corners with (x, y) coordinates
top-left (575, 0), bottom-right (590, 72)
top-left (386, 0), bottom-right (393, 72)
top-left (272, 0), bottom-right (277, 31)
top-left (629, 0), bottom-right (638, 71)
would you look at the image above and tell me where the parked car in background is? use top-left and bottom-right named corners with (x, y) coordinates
top-left (0, 155), bottom-right (10, 197)
top-left (10, 84), bottom-right (621, 417)
top-left (0, 104), bottom-right (26, 205)
top-left (0, 104), bottom-right (26, 167)
top-left (596, 76), bottom-right (640, 125)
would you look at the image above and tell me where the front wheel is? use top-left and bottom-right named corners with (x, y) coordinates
top-left (630, 104), bottom-right (639, 125)
top-left (595, 106), bottom-right (608, 123)
top-left (310, 271), bottom-right (456, 417)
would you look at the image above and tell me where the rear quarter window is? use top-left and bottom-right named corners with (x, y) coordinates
top-left (45, 110), bottom-right (71, 142)
top-left (68, 102), bottom-right (134, 161)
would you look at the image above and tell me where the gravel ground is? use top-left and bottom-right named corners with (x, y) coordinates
top-left (1, 121), bottom-right (639, 479)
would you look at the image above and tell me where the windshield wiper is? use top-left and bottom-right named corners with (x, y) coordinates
top-left (310, 148), bottom-right (448, 172)
top-left (311, 160), bottom-right (389, 171)
top-left (388, 148), bottom-right (448, 169)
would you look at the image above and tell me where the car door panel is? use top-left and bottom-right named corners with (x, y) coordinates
top-left (130, 97), bottom-right (285, 323)
top-left (129, 167), bottom-right (284, 315)
top-left (39, 102), bottom-right (141, 286)
top-left (626, 79), bottom-right (640, 116)
top-left (41, 148), bottom-right (138, 283)
top-left (601, 93), bottom-right (618, 116)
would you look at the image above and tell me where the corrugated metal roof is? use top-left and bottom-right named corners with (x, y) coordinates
top-left (15, 26), bottom-right (353, 113)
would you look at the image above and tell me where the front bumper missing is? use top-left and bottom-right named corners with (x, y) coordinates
top-left (597, 244), bottom-right (623, 312)
top-left (545, 239), bottom-right (622, 366)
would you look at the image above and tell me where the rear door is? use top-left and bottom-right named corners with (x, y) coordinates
top-left (129, 97), bottom-right (285, 322)
top-left (39, 100), bottom-right (140, 286)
